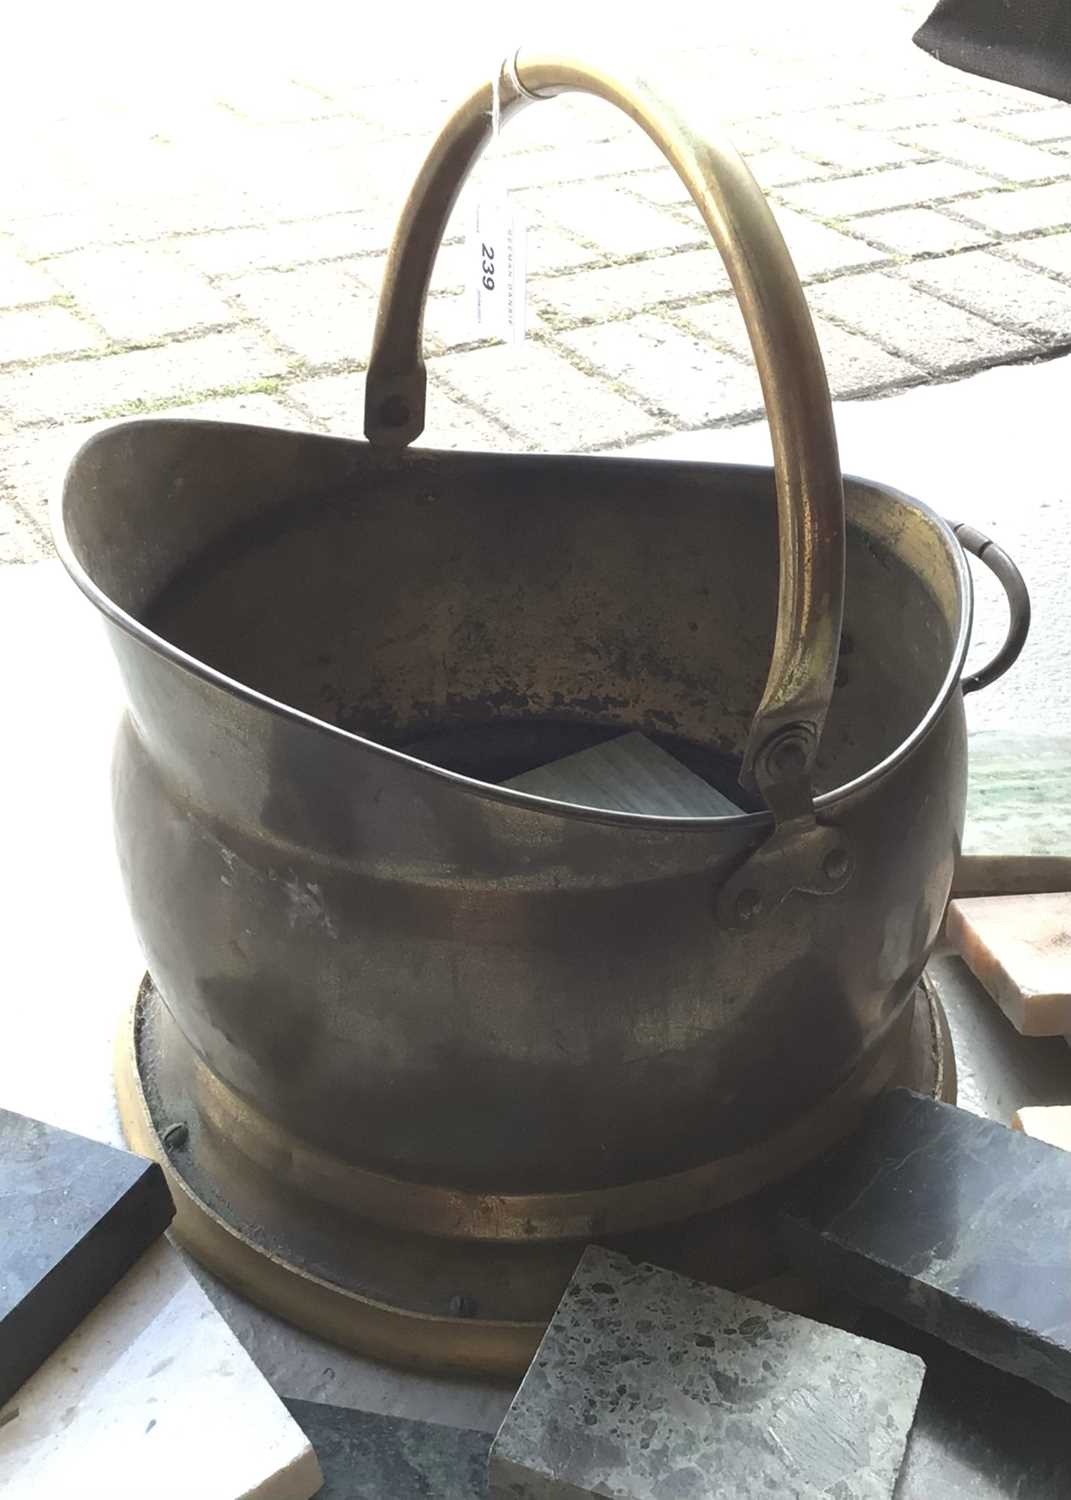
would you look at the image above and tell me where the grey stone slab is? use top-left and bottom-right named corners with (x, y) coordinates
top-left (506, 732), bottom-right (742, 816)
top-left (489, 1246), bottom-right (924, 1500)
top-left (285, 1400), bottom-right (488, 1498)
top-left (0, 1108), bottom-right (174, 1406)
top-left (857, 1312), bottom-right (1071, 1500)
top-left (291, 1323), bottom-right (1071, 1500)
top-left (780, 1090), bottom-right (1071, 1403)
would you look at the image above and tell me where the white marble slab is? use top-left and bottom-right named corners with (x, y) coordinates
top-left (0, 1242), bottom-right (321, 1500)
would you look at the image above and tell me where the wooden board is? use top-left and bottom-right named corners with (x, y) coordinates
top-left (946, 892), bottom-right (1071, 1036)
top-left (956, 733), bottom-right (1071, 898)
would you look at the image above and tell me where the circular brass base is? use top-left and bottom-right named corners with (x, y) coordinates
top-left (117, 974), bottom-right (955, 1378)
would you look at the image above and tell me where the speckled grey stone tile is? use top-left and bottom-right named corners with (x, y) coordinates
top-left (488, 1247), bottom-right (924, 1500)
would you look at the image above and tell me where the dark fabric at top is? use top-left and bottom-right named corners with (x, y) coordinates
top-left (915, 0), bottom-right (1071, 103)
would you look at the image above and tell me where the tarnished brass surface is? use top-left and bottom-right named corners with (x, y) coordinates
top-left (65, 429), bottom-right (972, 1210)
top-left (117, 974), bottom-right (954, 1375)
top-left (148, 978), bottom-right (916, 1244)
top-left (114, 991), bottom-right (539, 1377)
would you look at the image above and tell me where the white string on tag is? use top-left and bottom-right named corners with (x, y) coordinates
top-left (504, 47), bottom-right (545, 104)
top-left (470, 59), bottom-right (528, 345)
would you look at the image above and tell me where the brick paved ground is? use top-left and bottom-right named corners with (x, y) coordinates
top-left (3, 2), bottom-right (1071, 562)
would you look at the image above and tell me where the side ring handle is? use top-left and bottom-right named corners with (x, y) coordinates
top-left (363, 50), bottom-right (845, 820)
top-left (953, 522), bottom-right (1031, 694)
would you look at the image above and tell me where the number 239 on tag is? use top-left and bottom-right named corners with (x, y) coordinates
top-left (471, 194), bottom-right (526, 343)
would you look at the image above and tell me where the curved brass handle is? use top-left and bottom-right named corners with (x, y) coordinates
top-left (952, 522), bottom-right (1031, 694)
top-left (364, 50), bottom-right (845, 811)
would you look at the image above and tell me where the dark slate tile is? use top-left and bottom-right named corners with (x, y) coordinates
top-left (284, 1399), bottom-right (489, 1499)
top-left (489, 1245), bottom-right (924, 1500)
top-left (0, 1108), bottom-right (174, 1405)
top-left (857, 1311), bottom-right (1071, 1500)
top-left (779, 1089), bottom-right (1071, 1402)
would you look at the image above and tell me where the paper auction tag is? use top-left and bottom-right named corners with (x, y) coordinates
top-left (471, 190), bottom-right (527, 343)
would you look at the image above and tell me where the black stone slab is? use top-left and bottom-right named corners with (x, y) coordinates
top-left (0, 1108), bottom-right (174, 1405)
top-left (780, 1089), bottom-right (1071, 1403)
top-left (285, 1400), bottom-right (489, 1499)
top-left (859, 1311), bottom-right (1071, 1500)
